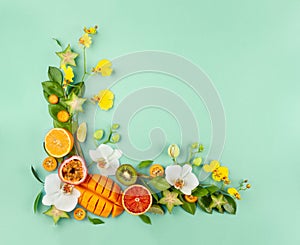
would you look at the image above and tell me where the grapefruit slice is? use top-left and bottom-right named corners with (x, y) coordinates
top-left (122, 185), bottom-right (152, 215)
top-left (44, 128), bottom-right (74, 158)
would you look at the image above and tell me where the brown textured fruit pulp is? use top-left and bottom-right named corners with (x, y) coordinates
top-left (61, 159), bottom-right (84, 182)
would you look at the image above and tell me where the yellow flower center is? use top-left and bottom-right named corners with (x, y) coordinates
top-left (97, 158), bottom-right (107, 168)
top-left (62, 183), bottom-right (73, 194)
top-left (174, 178), bottom-right (184, 189)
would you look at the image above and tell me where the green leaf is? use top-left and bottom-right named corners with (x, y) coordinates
top-left (53, 38), bottom-right (63, 48)
top-left (139, 214), bottom-right (152, 225)
top-left (206, 185), bottom-right (219, 194)
top-left (198, 196), bottom-right (212, 214)
top-left (42, 81), bottom-right (64, 97)
top-left (33, 190), bottom-right (43, 213)
top-left (179, 195), bottom-right (196, 215)
top-left (68, 82), bottom-right (85, 97)
top-left (48, 66), bottom-right (63, 84)
top-left (31, 166), bottom-right (44, 184)
top-left (223, 195), bottom-right (237, 215)
top-left (140, 179), bottom-right (159, 202)
top-left (48, 104), bottom-right (66, 121)
top-left (192, 186), bottom-right (209, 197)
top-left (53, 119), bottom-right (72, 132)
top-left (148, 176), bottom-right (170, 191)
top-left (137, 160), bottom-right (153, 169)
top-left (88, 216), bottom-right (105, 225)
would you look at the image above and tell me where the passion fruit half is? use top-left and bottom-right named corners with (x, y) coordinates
top-left (58, 156), bottom-right (87, 185)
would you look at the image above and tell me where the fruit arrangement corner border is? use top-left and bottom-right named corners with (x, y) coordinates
top-left (31, 25), bottom-right (251, 226)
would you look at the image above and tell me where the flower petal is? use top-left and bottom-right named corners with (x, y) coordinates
top-left (181, 172), bottom-right (199, 195)
top-left (98, 144), bottom-right (113, 157)
top-left (44, 174), bottom-right (61, 194)
top-left (180, 164), bottom-right (192, 179)
top-left (89, 149), bottom-right (103, 162)
top-left (99, 164), bottom-right (118, 176)
top-left (54, 189), bottom-right (80, 212)
top-left (42, 192), bottom-right (60, 206)
top-left (165, 165), bottom-right (182, 186)
top-left (107, 149), bottom-right (122, 162)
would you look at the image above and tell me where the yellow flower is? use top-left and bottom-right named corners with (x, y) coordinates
top-left (84, 25), bottom-right (98, 34)
top-left (92, 90), bottom-right (114, 111)
top-left (228, 188), bottom-right (241, 200)
top-left (212, 166), bottom-right (229, 182)
top-left (61, 65), bottom-right (74, 82)
top-left (92, 59), bottom-right (113, 76)
top-left (79, 33), bottom-right (92, 48)
top-left (203, 160), bottom-right (229, 182)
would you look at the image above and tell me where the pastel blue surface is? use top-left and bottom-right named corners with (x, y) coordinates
top-left (0, 0), bottom-right (299, 245)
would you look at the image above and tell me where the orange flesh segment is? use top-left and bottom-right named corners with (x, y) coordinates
top-left (44, 128), bottom-right (74, 158)
top-left (122, 185), bottom-right (152, 215)
top-left (96, 175), bottom-right (108, 194)
top-left (112, 205), bottom-right (124, 218)
top-left (102, 178), bottom-right (113, 199)
top-left (75, 174), bottom-right (124, 218)
top-left (94, 197), bottom-right (106, 216)
top-left (86, 196), bottom-right (99, 213)
top-left (100, 202), bottom-right (113, 217)
top-left (109, 183), bottom-right (121, 203)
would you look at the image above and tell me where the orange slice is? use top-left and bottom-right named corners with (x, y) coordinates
top-left (122, 185), bottom-right (152, 215)
top-left (44, 128), bottom-right (74, 158)
top-left (42, 156), bottom-right (57, 171)
top-left (73, 208), bottom-right (86, 221)
top-left (184, 195), bottom-right (198, 203)
top-left (57, 110), bottom-right (70, 123)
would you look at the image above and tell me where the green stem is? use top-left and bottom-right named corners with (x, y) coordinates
top-left (88, 161), bottom-right (96, 169)
top-left (80, 47), bottom-right (87, 82)
top-left (137, 173), bottom-right (152, 179)
top-left (103, 129), bottom-right (113, 144)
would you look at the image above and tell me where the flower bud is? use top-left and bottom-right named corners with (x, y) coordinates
top-left (192, 157), bottom-right (202, 166)
top-left (246, 184), bottom-right (251, 189)
top-left (112, 123), bottom-right (120, 130)
top-left (168, 144), bottom-right (180, 159)
top-left (93, 129), bottom-right (104, 140)
top-left (111, 134), bottom-right (120, 143)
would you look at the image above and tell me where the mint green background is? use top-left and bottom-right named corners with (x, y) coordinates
top-left (1, 0), bottom-right (300, 244)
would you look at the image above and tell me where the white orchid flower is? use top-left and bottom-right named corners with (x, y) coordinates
top-left (42, 174), bottom-right (80, 212)
top-left (165, 164), bottom-right (199, 195)
top-left (89, 144), bottom-right (122, 176)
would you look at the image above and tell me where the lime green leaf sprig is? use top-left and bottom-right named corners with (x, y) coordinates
top-left (88, 215), bottom-right (105, 225)
top-left (139, 214), bottom-right (152, 225)
top-left (185, 142), bottom-right (204, 166)
top-left (102, 124), bottom-right (121, 144)
top-left (148, 176), bottom-right (170, 191)
top-left (31, 166), bottom-right (44, 184)
top-left (179, 195), bottom-right (197, 215)
top-left (33, 190), bottom-right (43, 213)
top-left (137, 160), bottom-right (153, 169)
